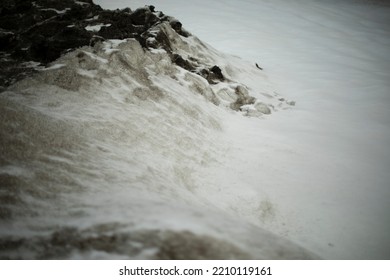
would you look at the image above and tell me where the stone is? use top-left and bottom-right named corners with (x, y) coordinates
top-left (169, 19), bottom-right (190, 37)
top-left (210, 65), bottom-right (224, 80)
top-left (0, 0), bottom-right (225, 90)
top-left (172, 54), bottom-right (195, 71)
top-left (170, 19), bottom-right (182, 33)
top-left (130, 7), bottom-right (158, 26)
top-left (0, 30), bottom-right (15, 51)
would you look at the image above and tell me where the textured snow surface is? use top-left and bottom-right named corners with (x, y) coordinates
top-left (0, 0), bottom-right (389, 259)
top-left (0, 25), bottom-right (311, 259)
top-left (97, 0), bottom-right (390, 259)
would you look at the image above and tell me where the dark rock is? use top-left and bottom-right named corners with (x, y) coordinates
top-left (147, 28), bottom-right (173, 53)
top-left (64, 4), bottom-right (93, 21)
top-left (13, 0), bottom-right (33, 14)
top-left (170, 19), bottom-right (182, 33)
top-left (36, 0), bottom-right (92, 10)
top-left (130, 7), bottom-right (158, 26)
top-left (169, 19), bottom-right (190, 37)
top-left (99, 9), bottom-right (132, 26)
top-left (78, 0), bottom-right (94, 4)
top-left (98, 25), bottom-right (126, 40)
top-left (0, 14), bottom-right (22, 31)
top-left (172, 54), bottom-right (195, 71)
top-left (197, 65), bottom-right (225, 83)
top-left (0, 0), bottom-right (32, 15)
top-left (210, 65), bottom-right (224, 80)
top-left (29, 25), bottom-right (92, 63)
top-left (0, 1), bottom-right (203, 90)
top-left (39, 9), bottom-right (59, 20)
top-left (122, 7), bottom-right (132, 14)
top-left (28, 20), bottom-right (72, 39)
top-left (0, 53), bottom-right (38, 93)
top-left (156, 11), bottom-right (165, 18)
top-left (0, 30), bottom-right (15, 51)
top-left (98, 11), bottom-right (142, 39)
top-left (89, 35), bottom-right (105, 46)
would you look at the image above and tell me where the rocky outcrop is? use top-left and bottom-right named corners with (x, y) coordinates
top-left (0, 1), bottom-right (229, 90)
top-left (0, 1), bottom-right (158, 64)
top-left (0, 0), bottom-right (282, 115)
top-left (0, 0), bottom-right (193, 89)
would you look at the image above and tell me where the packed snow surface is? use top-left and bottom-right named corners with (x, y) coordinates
top-left (94, 0), bottom-right (390, 259)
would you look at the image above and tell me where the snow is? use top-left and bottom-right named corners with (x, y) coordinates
top-left (85, 23), bottom-right (111, 32)
top-left (85, 15), bottom-right (99, 22)
top-left (81, 51), bottom-right (108, 64)
top-left (0, 26), bottom-right (313, 259)
top-left (102, 39), bottom-right (127, 54)
top-left (74, 1), bottom-right (90, 6)
top-left (92, 0), bottom-right (390, 259)
top-left (20, 61), bottom-right (41, 68)
top-left (39, 8), bottom-right (70, 14)
top-left (39, 63), bottom-right (66, 71)
top-left (0, 0), bottom-right (389, 259)
top-left (76, 69), bottom-right (98, 79)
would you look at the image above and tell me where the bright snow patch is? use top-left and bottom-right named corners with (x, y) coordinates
top-left (102, 39), bottom-right (127, 54)
top-left (39, 64), bottom-right (67, 71)
top-left (85, 15), bottom-right (99, 22)
top-left (74, 1), bottom-right (90, 6)
top-left (85, 23), bottom-right (112, 32)
top-left (39, 8), bottom-right (70, 14)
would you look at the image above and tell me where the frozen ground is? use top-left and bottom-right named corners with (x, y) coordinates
top-left (94, 0), bottom-right (390, 259)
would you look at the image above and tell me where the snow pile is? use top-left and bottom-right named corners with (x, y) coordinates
top-left (0, 14), bottom-right (313, 259)
top-left (2, 0), bottom-right (388, 260)
top-left (95, 0), bottom-right (390, 259)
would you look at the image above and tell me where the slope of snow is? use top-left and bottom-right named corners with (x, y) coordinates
top-left (0, 22), bottom-right (313, 259)
top-left (93, 0), bottom-right (390, 259)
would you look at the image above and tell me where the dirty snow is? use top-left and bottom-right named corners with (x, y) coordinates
top-left (93, 0), bottom-right (390, 259)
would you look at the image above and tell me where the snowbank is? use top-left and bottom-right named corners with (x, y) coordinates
top-left (0, 16), bottom-right (313, 259)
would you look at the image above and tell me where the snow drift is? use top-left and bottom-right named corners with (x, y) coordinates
top-left (0, 4), bottom-right (312, 259)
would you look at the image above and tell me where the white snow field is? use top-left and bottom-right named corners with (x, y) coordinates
top-left (94, 0), bottom-right (390, 259)
top-left (0, 0), bottom-right (388, 260)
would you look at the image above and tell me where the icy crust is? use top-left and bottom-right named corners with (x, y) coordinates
top-left (0, 25), bottom-right (315, 259)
